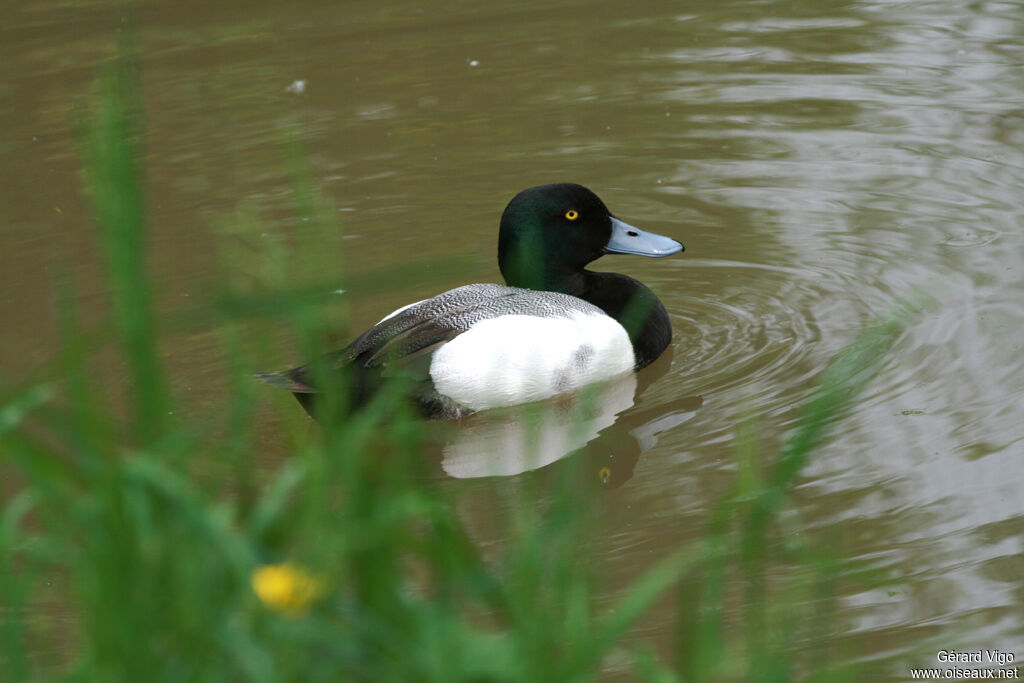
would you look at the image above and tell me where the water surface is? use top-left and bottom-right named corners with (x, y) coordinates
top-left (4, 0), bottom-right (1023, 677)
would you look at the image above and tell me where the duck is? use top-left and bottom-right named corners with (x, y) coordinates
top-left (258, 183), bottom-right (684, 419)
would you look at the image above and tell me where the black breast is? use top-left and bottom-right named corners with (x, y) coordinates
top-left (576, 272), bottom-right (672, 368)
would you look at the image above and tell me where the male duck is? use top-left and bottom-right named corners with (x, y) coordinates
top-left (259, 183), bottom-right (683, 418)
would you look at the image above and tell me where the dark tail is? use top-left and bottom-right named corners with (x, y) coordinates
top-left (254, 370), bottom-right (319, 393)
top-left (257, 348), bottom-right (441, 419)
top-left (255, 358), bottom-right (390, 419)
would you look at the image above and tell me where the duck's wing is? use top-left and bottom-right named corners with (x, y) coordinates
top-left (338, 284), bottom-right (501, 366)
top-left (263, 284), bottom-right (513, 393)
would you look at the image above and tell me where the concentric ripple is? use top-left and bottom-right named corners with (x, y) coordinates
top-left (671, 261), bottom-right (819, 384)
top-left (637, 255), bottom-right (919, 427)
top-left (643, 260), bottom-right (824, 411)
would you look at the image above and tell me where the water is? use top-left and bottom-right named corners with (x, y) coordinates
top-left (4, 0), bottom-right (1023, 677)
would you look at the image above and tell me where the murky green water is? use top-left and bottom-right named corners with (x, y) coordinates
top-left (4, 0), bottom-right (1023, 678)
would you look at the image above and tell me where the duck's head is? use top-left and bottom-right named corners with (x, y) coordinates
top-left (498, 183), bottom-right (683, 290)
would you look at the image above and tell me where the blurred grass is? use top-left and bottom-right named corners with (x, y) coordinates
top-left (78, 27), bottom-right (169, 446)
top-left (0, 41), bottom-right (911, 682)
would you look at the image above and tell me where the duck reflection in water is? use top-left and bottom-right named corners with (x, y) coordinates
top-left (432, 349), bottom-right (702, 488)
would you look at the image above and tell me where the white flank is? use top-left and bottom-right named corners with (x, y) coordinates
top-left (429, 311), bottom-right (634, 412)
top-left (376, 299), bottom-right (426, 324)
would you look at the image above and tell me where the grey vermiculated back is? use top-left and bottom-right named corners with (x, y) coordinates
top-left (347, 284), bottom-right (606, 365)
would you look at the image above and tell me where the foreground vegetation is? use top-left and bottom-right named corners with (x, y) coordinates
top-left (0, 45), bottom-right (906, 682)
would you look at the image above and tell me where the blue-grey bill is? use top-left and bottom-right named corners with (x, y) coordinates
top-left (603, 216), bottom-right (684, 257)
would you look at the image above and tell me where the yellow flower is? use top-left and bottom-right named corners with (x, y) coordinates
top-left (251, 562), bottom-right (324, 616)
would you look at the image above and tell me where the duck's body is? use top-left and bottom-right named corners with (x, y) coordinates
top-left (259, 183), bottom-right (683, 418)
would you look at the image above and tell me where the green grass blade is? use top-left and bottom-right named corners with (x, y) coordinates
top-left (744, 308), bottom-right (912, 549)
top-left (80, 32), bottom-right (169, 445)
top-left (581, 549), bottom-right (698, 673)
top-left (0, 385), bottom-right (52, 441)
top-left (0, 492), bottom-right (35, 682)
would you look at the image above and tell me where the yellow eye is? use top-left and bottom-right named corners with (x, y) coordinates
top-left (565, 210), bottom-right (579, 221)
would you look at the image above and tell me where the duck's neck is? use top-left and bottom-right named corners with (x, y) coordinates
top-left (555, 270), bottom-right (673, 369)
